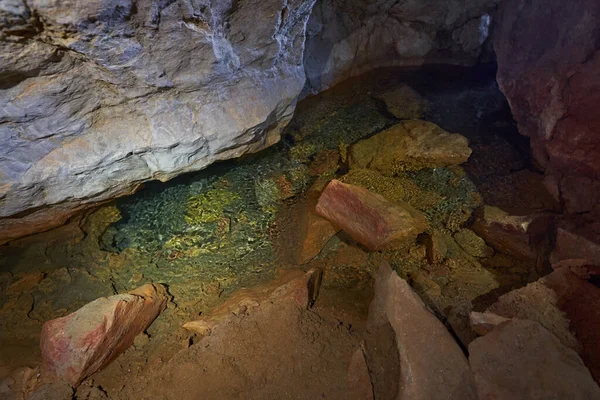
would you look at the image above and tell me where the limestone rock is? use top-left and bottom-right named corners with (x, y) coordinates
top-left (40, 284), bottom-right (169, 386)
top-left (315, 180), bottom-right (428, 251)
top-left (374, 85), bottom-right (428, 120)
top-left (495, 0), bottom-right (600, 213)
top-left (303, 0), bottom-right (498, 92)
top-left (348, 120), bottom-right (472, 175)
top-left (469, 319), bottom-right (600, 400)
top-left (0, 0), bottom-right (317, 244)
top-left (366, 261), bottom-right (477, 400)
top-left (471, 205), bottom-right (553, 260)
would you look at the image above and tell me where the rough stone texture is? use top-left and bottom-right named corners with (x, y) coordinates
top-left (183, 269), bottom-right (322, 336)
top-left (469, 319), bottom-right (600, 400)
top-left (315, 180), bottom-right (428, 251)
top-left (551, 217), bottom-right (600, 265)
top-left (366, 261), bottom-right (477, 400)
top-left (494, 0), bottom-right (600, 213)
top-left (296, 211), bottom-right (339, 264)
top-left (0, 0), bottom-right (317, 244)
top-left (471, 205), bottom-right (553, 261)
top-left (303, 0), bottom-right (498, 92)
top-left (40, 283), bottom-right (169, 386)
top-left (487, 278), bottom-right (580, 351)
top-left (469, 311), bottom-right (509, 336)
top-left (349, 120), bottom-right (472, 175)
top-left (374, 85), bottom-right (428, 120)
top-left (453, 228), bottom-right (494, 258)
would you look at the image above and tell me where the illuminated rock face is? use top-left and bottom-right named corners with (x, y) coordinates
top-left (494, 0), bottom-right (600, 213)
top-left (0, 0), bottom-right (496, 243)
top-left (0, 0), bottom-right (316, 243)
top-left (303, 0), bottom-right (498, 93)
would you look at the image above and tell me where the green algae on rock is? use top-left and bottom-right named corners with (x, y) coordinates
top-left (349, 120), bottom-right (472, 175)
top-left (374, 84), bottom-right (429, 120)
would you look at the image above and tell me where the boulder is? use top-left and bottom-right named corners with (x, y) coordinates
top-left (551, 218), bottom-right (600, 265)
top-left (486, 278), bottom-right (579, 351)
top-left (0, 0), bottom-right (317, 244)
top-left (40, 284), bottom-right (169, 386)
top-left (183, 269), bottom-right (322, 336)
top-left (469, 319), bottom-right (600, 400)
top-left (469, 311), bottom-right (509, 336)
top-left (348, 120), bottom-right (472, 175)
top-left (374, 85), bottom-right (428, 120)
top-left (494, 0), bottom-right (600, 213)
top-left (471, 205), bottom-right (553, 260)
top-left (315, 180), bottom-right (428, 251)
top-left (365, 261), bottom-right (477, 400)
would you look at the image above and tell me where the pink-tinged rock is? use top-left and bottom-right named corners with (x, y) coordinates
top-left (268, 268), bottom-right (323, 309)
top-left (366, 262), bottom-right (477, 400)
top-left (40, 284), bottom-right (169, 386)
top-left (469, 319), bottom-right (600, 400)
top-left (495, 0), bottom-right (600, 213)
top-left (315, 180), bottom-right (428, 251)
top-left (551, 218), bottom-right (600, 265)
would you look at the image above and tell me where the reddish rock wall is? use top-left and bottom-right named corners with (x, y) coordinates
top-left (494, 0), bottom-right (600, 213)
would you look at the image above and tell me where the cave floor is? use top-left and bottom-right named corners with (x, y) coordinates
top-left (0, 65), bottom-right (560, 398)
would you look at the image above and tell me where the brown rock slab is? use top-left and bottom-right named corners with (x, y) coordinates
top-left (183, 269), bottom-right (322, 336)
top-left (471, 205), bottom-right (553, 260)
top-left (374, 85), bottom-right (428, 120)
top-left (487, 275), bottom-right (580, 351)
top-left (315, 180), bottom-right (428, 251)
top-left (40, 284), bottom-right (169, 386)
top-left (347, 348), bottom-right (374, 400)
top-left (469, 319), bottom-right (600, 400)
top-left (365, 261), bottom-right (477, 400)
top-left (469, 311), bottom-right (510, 336)
top-left (348, 120), bottom-right (472, 175)
top-left (296, 211), bottom-right (340, 264)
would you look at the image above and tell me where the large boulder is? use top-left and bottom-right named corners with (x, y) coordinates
top-left (469, 319), bottom-right (600, 400)
top-left (303, 0), bottom-right (498, 92)
top-left (494, 0), bottom-right (600, 213)
top-left (315, 180), bottom-right (428, 251)
top-left (348, 120), bottom-right (472, 175)
top-left (365, 261), bottom-right (477, 400)
top-left (0, 0), bottom-right (317, 244)
top-left (40, 284), bottom-right (169, 386)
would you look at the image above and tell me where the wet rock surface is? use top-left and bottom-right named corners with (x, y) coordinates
top-left (349, 120), bottom-right (472, 174)
top-left (2, 66), bottom-right (594, 398)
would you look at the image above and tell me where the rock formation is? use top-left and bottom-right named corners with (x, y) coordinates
top-left (494, 0), bottom-right (600, 213)
top-left (0, 0), bottom-right (317, 244)
top-left (303, 0), bottom-right (498, 92)
top-left (0, 0), bottom-right (498, 244)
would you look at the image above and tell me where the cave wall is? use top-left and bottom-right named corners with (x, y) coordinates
top-left (303, 0), bottom-right (498, 93)
top-left (0, 0), bottom-right (316, 244)
top-left (494, 0), bottom-right (600, 214)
